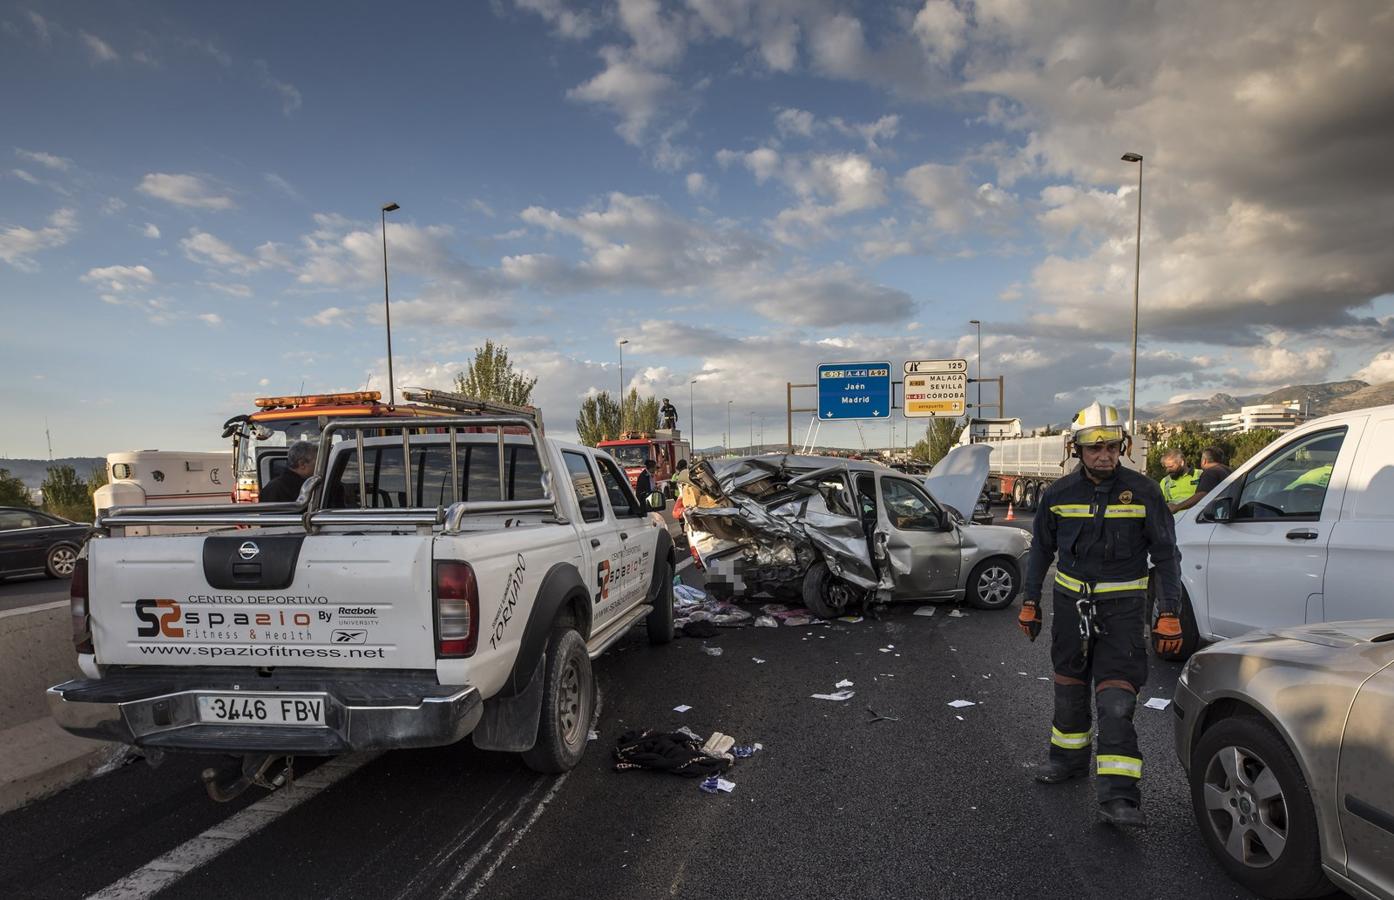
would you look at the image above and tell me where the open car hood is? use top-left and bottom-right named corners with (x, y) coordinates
top-left (922, 444), bottom-right (991, 519)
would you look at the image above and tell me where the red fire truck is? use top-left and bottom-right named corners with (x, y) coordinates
top-left (596, 429), bottom-right (692, 493)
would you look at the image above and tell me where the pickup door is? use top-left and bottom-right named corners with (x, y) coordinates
top-left (89, 532), bottom-right (441, 670)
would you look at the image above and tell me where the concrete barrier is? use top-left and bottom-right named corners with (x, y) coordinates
top-left (0, 602), bottom-right (83, 732)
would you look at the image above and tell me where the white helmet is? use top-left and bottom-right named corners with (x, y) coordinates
top-left (1069, 401), bottom-right (1128, 450)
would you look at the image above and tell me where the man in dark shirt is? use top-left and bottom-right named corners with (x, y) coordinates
top-left (1169, 445), bottom-right (1233, 513)
top-left (634, 458), bottom-right (656, 497)
top-left (259, 441), bottom-right (317, 503)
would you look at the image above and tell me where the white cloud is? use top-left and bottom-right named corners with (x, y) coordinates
top-left (685, 171), bottom-right (709, 198)
top-left (197, 313), bottom-right (223, 326)
top-left (253, 60), bottom-right (302, 116)
top-left (15, 148), bottom-right (72, 171)
top-left (912, 0), bottom-right (967, 67)
top-left (181, 230), bottom-right (268, 274)
top-left (199, 281), bottom-right (253, 297)
top-left (137, 173), bottom-right (235, 210)
top-left (26, 10), bottom-right (54, 45)
top-left (727, 264), bottom-right (917, 327)
top-left (142, 223), bottom-right (161, 239)
top-left (775, 107), bottom-right (817, 138)
top-left (716, 147), bottom-right (781, 183)
top-left (617, 0), bottom-right (686, 67)
top-left (901, 163), bottom-right (1019, 234)
top-left (567, 46), bottom-right (675, 146)
top-left (264, 173), bottom-right (302, 200)
top-left (830, 114), bottom-right (900, 151)
top-left (11, 169), bottom-right (39, 186)
top-left (304, 306), bottom-right (354, 328)
top-left (100, 196), bottom-right (126, 215)
top-left (80, 31), bottom-right (118, 63)
top-left (512, 0), bottom-right (599, 40)
top-left (1246, 332), bottom-right (1334, 384)
top-left (81, 264), bottom-right (156, 294)
top-left (0, 208), bottom-right (77, 271)
top-left (1354, 350), bottom-right (1394, 385)
top-left (772, 153), bottom-right (889, 244)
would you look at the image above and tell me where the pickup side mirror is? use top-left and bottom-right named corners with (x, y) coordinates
top-left (646, 491), bottom-right (666, 512)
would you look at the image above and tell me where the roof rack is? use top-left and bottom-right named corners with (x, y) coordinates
top-left (400, 387), bottom-right (543, 433)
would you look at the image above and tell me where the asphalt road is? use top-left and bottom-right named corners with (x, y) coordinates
top-left (0, 572), bottom-right (68, 613)
top-left (1, 524), bottom-right (1274, 900)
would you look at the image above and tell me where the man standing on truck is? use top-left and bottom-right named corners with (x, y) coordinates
top-left (1158, 449), bottom-right (1201, 509)
top-left (259, 441), bottom-right (317, 503)
top-left (1016, 402), bottom-right (1183, 828)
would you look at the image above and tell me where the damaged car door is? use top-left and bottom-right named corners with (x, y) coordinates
top-left (872, 472), bottom-right (961, 598)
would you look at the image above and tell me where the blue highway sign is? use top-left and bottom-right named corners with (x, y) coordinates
top-left (817, 362), bottom-right (892, 420)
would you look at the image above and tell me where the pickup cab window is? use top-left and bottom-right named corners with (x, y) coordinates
top-left (562, 451), bottom-right (604, 522)
top-left (1234, 428), bottom-right (1346, 520)
top-left (595, 455), bottom-right (644, 517)
top-left (330, 442), bottom-right (545, 508)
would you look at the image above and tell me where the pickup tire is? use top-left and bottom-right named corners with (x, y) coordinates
top-left (646, 560), bottom-right (675, 645)
top-left (520, 628), bottom-right (593, 774)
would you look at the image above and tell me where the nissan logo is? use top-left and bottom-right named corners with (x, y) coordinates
top-left (238, 541), bottom-right (260, 561)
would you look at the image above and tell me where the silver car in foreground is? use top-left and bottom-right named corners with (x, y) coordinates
top-left (1173, 619), bottom-right (1394, 900)
top-left (685, 446), bottom-right (1030, 615)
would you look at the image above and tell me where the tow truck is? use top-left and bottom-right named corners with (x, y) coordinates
top-left (596, 429), bottom-right (691, 493)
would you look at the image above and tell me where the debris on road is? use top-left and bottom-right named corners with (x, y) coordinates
top-left (752, 657), bottom-right (766, 664)
top-left (914, 606), bottom-right (936, 617)
top-left (948, 609), bottom-right (967, 618)
top-left (837, 615), bottom-right (864, 623)
top-left (613, 729), bottom-right (731, 778)
top-left (754, 615), bottom-right (778, 627)
top-left (835, 679), bottom-right (854, 688)
top-left (699, 775), bottom-right (737, 794)
top-left (947, 700), bottom-right (977, 708)
top-left (673, 704), bottom-right (693, 713)
top-left (867, 706), bottom-right (901, 724)
top-left (811, 689), bottom-right (856, 702)
top-left (732, 743), bottom-right (763, 758)
top-left (1143, 697), bottom-right (1172, 711)
top-left (701, 646), bottom-right (724, 657)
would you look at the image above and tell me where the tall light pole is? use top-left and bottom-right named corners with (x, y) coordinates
top-left (690, 379), bottom-right (696, 449)
top-left (726, 400), bottom-right (732, 452)
top-left (969, 319), bottom-right (982, 415)
top-left (748, 411), bottom-right (755, 451)
top-left (617, 339), bottom-right (629, 401)
top-left (380, 202), bottom-right (400, 407)
top-left (1122, 152), bottom-right (1144, 441)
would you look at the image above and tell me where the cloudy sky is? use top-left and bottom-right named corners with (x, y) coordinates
top-left (3, 0), bottom-right (1393, 458)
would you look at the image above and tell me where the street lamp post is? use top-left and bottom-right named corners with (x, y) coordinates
top-left (726, 400), bottom-right (732, 453)
top-left (690, 379), bottom-right (696, 450)
top-left (969, 319), bottom-right (982, 414)
top-left (749, 412), bottom-right (755, 452)
top-left (617, 339), bottom-right (629, 402)
top-left (1122, 152), bottom-right (1144, 440)
top-left (380, 202), bottom-right (400, 407)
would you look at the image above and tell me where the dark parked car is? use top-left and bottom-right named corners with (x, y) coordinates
top-left (0, 507), bottom-right (91, 579)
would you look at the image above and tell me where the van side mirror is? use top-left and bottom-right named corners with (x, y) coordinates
top-left (1208, 496), bottom-right (1234, 524)
top-left (646, 491), bottom-right (666, 512)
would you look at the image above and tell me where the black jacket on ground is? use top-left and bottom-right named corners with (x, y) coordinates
top-left (260, 469), bottom-right (307, 503)
top-left (1024, 466), bottom-right (1181, 609)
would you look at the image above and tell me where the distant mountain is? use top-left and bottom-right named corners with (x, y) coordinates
top-left (1142, 379), bottom-right (1386, 424)
top-left (0, 457), bottom-right (105, 492)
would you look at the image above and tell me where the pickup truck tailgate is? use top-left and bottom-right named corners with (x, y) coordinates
top-left (89, 532), bottom-right (439, 669)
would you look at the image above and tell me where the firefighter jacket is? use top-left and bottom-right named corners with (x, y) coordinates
top-left (1024, 466), bottom-right (1182, 611)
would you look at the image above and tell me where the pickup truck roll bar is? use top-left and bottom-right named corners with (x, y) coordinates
top-left (96, 413), bottom-right (568, 534)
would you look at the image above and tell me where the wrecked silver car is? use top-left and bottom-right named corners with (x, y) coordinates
top-left (680, 445), bottom-right (1030, 617)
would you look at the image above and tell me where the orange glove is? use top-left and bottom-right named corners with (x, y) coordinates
top-left (1153, 612), bottom-right (1183, 656)
top-left (1018, 602), bottom-right (1042, 642)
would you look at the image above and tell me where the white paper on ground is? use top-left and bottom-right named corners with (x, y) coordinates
top-left (752, 657), bottom-right (766, 664)
top-left (835, 679), bottom-right (854, 688)
top-left (1143, 697), bottom-right (1172, 710)
top-left (715, 778), bottom-right (736, 793)
top-left (673, 704), bottom-right (693, 713)
top-left (947, 699), bottom-right (977, 708)
top-left (914, 606), bottom-right (936, 617)
top-left (949, 609), bottom-right (966, 618)
top-left (811, 689), bottom-right (856, 701)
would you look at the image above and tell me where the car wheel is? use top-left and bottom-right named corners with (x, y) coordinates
top-left (1189, 717), bottom-right (1329, 899)
top-left (646, 559), bottom-right (675, 645)
top-left (1012, 481), bottom-right (1026, 506)
top-left (520, 628), bottom-right (594, 774)
top-left (1021, 482), bottom-right (1037, 511)
top-left (45, 543), bottom-right (79, 579)
top-left (801, 561), bottom-right (849, 619)
top-left (965, 558), bottom-right (1019, 610)
top-left (1149, 584), bottom-right (1201, 661)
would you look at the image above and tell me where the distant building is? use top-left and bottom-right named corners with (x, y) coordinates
top-left (1207, 401), bottom-right (1310, 434)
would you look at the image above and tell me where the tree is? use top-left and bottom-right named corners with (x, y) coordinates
top-left (911, 418), bottom-right (965, 466)
top-left (1143, 423), bottom-right (1282, 479)
top-left (0, 467), bottom-right (33, 507)
top-left (1229, 428), bottom-right (1281, 467)
top-left (87, 463), bottom-right (109, 503)
top-left (42, 464), bottom-right (93, 522)
top-left (453, 340), bottom-right (537, 406)
top-left (620, 389), bottom-right (660, 435)
top-left (576, 391), bottom-right (622, 446)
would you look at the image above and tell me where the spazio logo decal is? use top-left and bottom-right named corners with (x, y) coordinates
top-left (134, 599), bottom-right (324, 638)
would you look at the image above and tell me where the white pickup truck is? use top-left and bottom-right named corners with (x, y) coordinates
top-left (49, 406), bottom-right (676, 798)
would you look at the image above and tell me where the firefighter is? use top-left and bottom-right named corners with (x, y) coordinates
top-left (1016, 402), bottom-right (1183, 828)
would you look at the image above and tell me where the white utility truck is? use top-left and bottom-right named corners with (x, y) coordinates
top-left (50, 396), bottom-right (676, 799)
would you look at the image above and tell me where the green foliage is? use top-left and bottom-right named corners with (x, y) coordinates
top-left (87, 463), bottom-right (109, 501)
top-left (453, 340), bottom-right (537, 406)
top-left (0, 467), bottom-right (33, 507)
top-left (621, 389), bottom-right (661, 435)
top-left (576, 391), bottom-right (622, 447)
top-left (42, 465), bottom-right (93, 522)
top-left (1142, 422), bottom-right (1282, 480)
top-left (911, 418), bottom-right (965, 466)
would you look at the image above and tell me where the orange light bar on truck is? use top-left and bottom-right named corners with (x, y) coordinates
top-left (254, 391), bottom-right (382, 409)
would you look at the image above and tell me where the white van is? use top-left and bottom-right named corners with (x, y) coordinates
top-left (1170, 403), bottom-right (1394, 657)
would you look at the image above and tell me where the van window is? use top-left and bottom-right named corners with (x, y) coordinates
top-left (333, 442), bottom-right (545, 508)
top-left (1234, 428), bottom-right (1346, 520)
top-left (562, 451), bottom-right (604, 522)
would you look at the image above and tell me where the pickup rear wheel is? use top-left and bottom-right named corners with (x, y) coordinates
top-left (520, 628), bottom-right (593, 774)
top-left (646, 560), bottom-right (674, 645)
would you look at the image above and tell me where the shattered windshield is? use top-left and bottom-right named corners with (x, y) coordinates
top-left (606, 444), bottom-right (649, 467)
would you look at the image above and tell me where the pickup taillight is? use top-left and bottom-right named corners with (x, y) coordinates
top-left (70, 558), bottom-right (92, 654)
top-left (434, 560), bottom-right (479, 657)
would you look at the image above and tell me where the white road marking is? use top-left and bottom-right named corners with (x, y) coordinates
top-left (85, 752), bottom-right (381, 900)
top-left (0, 599), bottom-right (68, 619)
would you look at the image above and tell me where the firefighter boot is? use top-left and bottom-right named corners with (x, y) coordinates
top-left (1098, 798), bottom-right (1147, 828)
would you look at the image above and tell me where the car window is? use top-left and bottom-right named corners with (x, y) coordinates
top-left (562, 451), bottom-right (604, 523)
top-left (880, 477), bottom-right (941, 530)
top-left (0, 510), bottom-right (32, 529)
top-left (1235, 428), bottom-right (1346, 520)
top-left (595, 456), bottom-right (642, 517)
